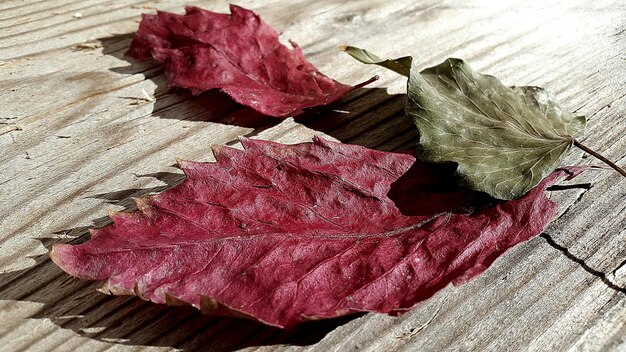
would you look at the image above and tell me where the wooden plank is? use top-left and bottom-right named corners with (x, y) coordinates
top-left (1, 0), bottom-right (625, 351)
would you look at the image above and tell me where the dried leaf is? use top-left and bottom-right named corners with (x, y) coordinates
top-left (127, 5), bottom-right (373, 117)
top-left (50, 138), bottom-right (575, 328)
top-left (344, 46), bottom-right (586, 199)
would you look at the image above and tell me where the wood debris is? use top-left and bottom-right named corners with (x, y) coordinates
top-left (141, 87), bottom-right (155, 102)
top-left (123, 88), bottom-right (155, 105)
top-left (396, 296), bottom-right (447, 339)
top-left (74, 42), bottom-right (103, 50)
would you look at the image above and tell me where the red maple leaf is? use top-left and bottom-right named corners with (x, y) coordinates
top-left (126, 5), bottom-right (373, 117)
top-left (50, 138), bottom-right (577, 328)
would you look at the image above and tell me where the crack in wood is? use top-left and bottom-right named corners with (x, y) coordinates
top-left (540, 233), bottom-right (626, 295)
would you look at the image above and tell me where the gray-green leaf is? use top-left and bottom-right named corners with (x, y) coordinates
top-left (341, 46), bottom-right (412, 77)
top-left (345, 47), bottom-right (586, 200)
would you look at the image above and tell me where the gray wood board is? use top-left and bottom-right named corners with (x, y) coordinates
top-left (1, 0), bottom-right (625, 351)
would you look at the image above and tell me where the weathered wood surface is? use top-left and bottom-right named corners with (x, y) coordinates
top-left (1, 0), bottom-right (625, 351)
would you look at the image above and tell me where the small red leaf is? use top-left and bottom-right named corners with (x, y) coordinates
top-left (127, 5), bottom-right (371, 117)
top-left (51, 138), bottom-right (571, 328)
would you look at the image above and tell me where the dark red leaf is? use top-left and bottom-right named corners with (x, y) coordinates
top-left (127, 5), bottom-right (372, 117)
top-left (50, 138), bottom-right (574, 328)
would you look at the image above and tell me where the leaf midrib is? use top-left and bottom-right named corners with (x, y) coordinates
top-left (89, 214), bottom-right (442, 254)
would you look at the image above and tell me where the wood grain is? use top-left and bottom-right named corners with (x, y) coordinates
top-left (1, 0), bottom-right (625, 351)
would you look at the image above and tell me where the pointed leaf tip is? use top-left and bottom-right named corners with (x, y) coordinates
top-left (49, 244), bottom-right (63, 269)
top-left (175, 157), bottom-right (188, 170)
top-left (132, 197), bottom-right (151, 212)
top-left (210, 144), bottom-right (231, 162)
top-left (106, 208), bottom-right (124, 220)
top-left (238, 136), bottom-right (258, 150)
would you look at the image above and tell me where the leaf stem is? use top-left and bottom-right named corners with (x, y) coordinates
top-left (573, 139), bottom-right (626, 178)
top-left (352, 75), bottom-right (379, 90)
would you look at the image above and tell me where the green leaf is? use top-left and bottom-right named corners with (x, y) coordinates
top-left (340, 46), bottom-right (412, 77)
top-left (345, 47), bottom-right (586, 200)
